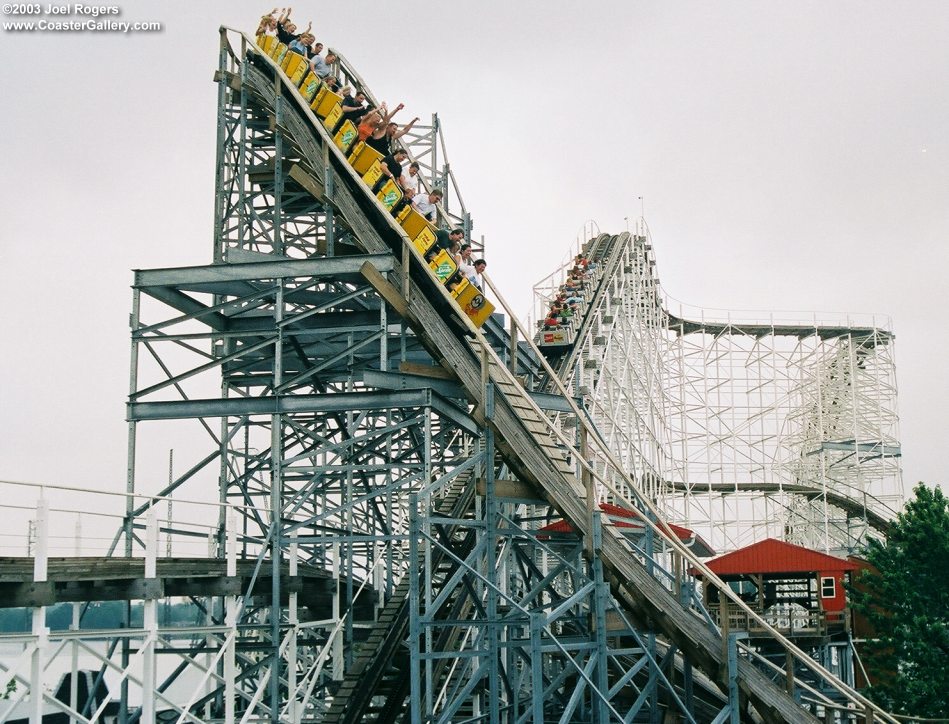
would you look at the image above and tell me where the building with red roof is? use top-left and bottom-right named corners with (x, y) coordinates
top-left (537, 502), bottom-right (716, 558)
top-left (694, 538), bottom-right (859, 638)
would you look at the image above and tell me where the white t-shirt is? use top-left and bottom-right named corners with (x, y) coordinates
top-left (458, 259), bottom-right (476, 280)
top-left (400, 165), bottom-right (420, 193)
top-left (414, 195), bottom-right (437, 219)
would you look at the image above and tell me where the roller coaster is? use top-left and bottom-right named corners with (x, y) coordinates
top-left (0, 26), bottom-right (903, 723)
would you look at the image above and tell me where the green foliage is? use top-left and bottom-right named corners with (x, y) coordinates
top-left (849, 483), bottom-right (949, 717)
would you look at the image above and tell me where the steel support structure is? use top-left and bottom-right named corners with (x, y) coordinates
top-left (1, 29), bottom-right (903, 724)
top-left (535, 230), bottom-right (903, 557)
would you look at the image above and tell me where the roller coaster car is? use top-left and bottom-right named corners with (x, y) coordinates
top-left (270, 41), bottom-right (289, 66)
top-left (322, 103), bottom-right (344, 134)
top-left (300, 72), bottom-right (322, 102)
top-left (361, 158), bottom-right (385, 189)
top-left (281, 51), bottom-right (309, 86)
top-left (311, 87), bottom-right (343, 119)
top-left (375, 178), bottom-right (402, 212)
top-left (256, 35), bottom-right (276, 56)
top-left (348, 142), bottom-right (383, 175)
top-left (254, 40), bottom-right (495, 330)
top-left (428, 249), bottom-right (457, 284)
top-left (334, 119), bottom-right (359, 155)
top-left (395, 206), bottom-right (437, 256)
top-left (538, 328), bottom-right (573, 351)
top-left (451, 277), bottom-right (495, 327)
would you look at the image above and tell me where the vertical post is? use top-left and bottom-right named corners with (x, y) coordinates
top-left (126, 288), bottom-right (141, 558)
top-left (166, 450), bottom-right (173, 558)
top-left (402, 242), bottom-right (411, 301)
top-left (273, 91), bottom-right (284, 255)
top-left (69, 565), bottom-right (79, 724)
top-left (482, 349), bottom-right (501, 724)
top-left (580, 426), bottom-right (593, 556)
top-left (408, 493), bottom-right (421, 724)
top-left (288, 531), bottom-right (299, 723)
top-left (785, 649), bottom-right (795, 696)
top-left (269, 282), bottom-right (284, 723)
top-left (647, 632), bottom-right (660, 724)
top-left (529, 611), bottom-right (544, 723)
top-left (331, 542), bottom-right (343, 680)
top-left (508, 316), bottom-right (518, 375)
top-left (123, 288), bottom-right (141, 723)
top-left (141, 504), bottom-right (158, 724)
top-left (30, 496), bottom-right (48, 724)
top-left (591, 512), bottom-right (609, 723)
top-left (224, 509), bottom-right (237, 724)
top-left (727, 633), bottom-right (742, 724)
top-left (213, 30), bottom-right (230, 262)
top-left (718, 588), bottom-right (730, 664)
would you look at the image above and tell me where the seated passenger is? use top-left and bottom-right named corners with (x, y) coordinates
top-left (365, 103), bottom-right (405, 154)
top-left (288, 32), bottom-right (314, 56)
top-left (435, 227), bottom-right (464, 251)
top-left (357, 108), bottom-right (383, 141)
top-left (457, 244), bottom-right (476, 281)
top-left (368, 119), bottom-right (420, 156)
top-left (276, 9), bottom-right (309, 44)
top-left (400, 161), bottom-right (421, 193)
top-left (446, 273), bottom-right (465, 294)
top-left (309, 51), bottom-right (338, 79)
top-left (257, 11), bottom-right (278, 37)
top-left (414, 189), bottom-right (442, 222)
top-left (448, 239), bottom-right (463, 267)
top-left (382, 148), bottom-right (410, 182)
top-left (469, 259), bottom-right (486, 291)
top-left (324, 75), bottom-right (341, 92)
top-left (341, 88), bottom-right (367, 123)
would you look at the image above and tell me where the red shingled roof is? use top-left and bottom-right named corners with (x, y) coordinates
top-left (701, 538), bottom-right (858, 576)
top-left (537, 503), bottom-right (715, 557)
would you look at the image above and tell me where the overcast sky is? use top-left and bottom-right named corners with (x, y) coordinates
top-left (1, 1), bottom-right (946, 517)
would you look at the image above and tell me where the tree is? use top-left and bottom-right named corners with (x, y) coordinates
top-left (849, 483), bottom-right (949, 717)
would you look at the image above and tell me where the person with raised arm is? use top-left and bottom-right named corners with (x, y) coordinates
top-left (256, 9), bottom-right (278, 37)
top-left (368, 117), bottom-right (420, 156)
top-left (365, 103), bottom-right (404, 155)
top-left (276, 8), bottom-right (309, 44)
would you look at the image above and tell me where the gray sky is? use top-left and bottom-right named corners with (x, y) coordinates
top-left (1, 0), bottom-right (946, 506)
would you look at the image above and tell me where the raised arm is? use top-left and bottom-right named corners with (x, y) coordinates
top-left (392, 117), bottom-right (419, 141)
top-left (381, 102), bottom-right (404, 125)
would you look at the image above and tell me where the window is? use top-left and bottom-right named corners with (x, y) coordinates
top-left (820, 576), bottom-right (836, 598)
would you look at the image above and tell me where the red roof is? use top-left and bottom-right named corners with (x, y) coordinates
top-left (701, 538), bottom-right (858, 576)
top-left (537, 503), bottom-right (716, 557)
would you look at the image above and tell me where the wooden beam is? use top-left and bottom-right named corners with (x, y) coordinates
top-left (360, 261), bottom-right (410, 319)
top-left (289, 163), bottom-right (325, 201)
top-left (475, 477), bottom-right (543, 500)
top-left (398, 361), bottom-right (456, 381)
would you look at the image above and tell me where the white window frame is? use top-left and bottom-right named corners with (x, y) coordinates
top-left (820, 576), bottom-right (836, 598)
